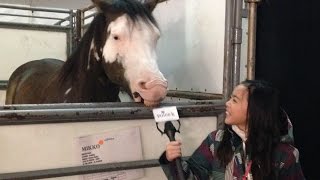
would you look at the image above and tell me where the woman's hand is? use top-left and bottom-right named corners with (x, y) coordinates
top-left (165, 140), bottom-right (182, 162)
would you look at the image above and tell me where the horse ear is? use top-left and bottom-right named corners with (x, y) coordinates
top-left (144, 0), bottom-right (168, 12)
top-left (92, 0), bottom-right (113, 12)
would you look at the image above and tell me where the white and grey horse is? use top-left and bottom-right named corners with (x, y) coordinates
top-left (6, 0), bottom-right (168, 107)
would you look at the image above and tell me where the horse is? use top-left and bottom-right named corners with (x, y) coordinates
top-left (5, 0), bottom-right (168, 107)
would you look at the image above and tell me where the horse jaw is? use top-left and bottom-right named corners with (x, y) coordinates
top-left (102, 14), bottom-right (167, 106)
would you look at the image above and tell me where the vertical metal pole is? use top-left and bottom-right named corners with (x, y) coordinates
top-left (217, 113), bottom-right (226, 130)
top-left (232, 0), bottom-right (243, 87)
top-left (223, 0), bottom-right (235, 99)
top-left (75, 9), bottom-right (84, 48)
top-left (81, 10), bottom-right (85, 37)
top-left (68, 9), bottom-right (74, 56)
top-left (245, 0), bottom-right (261, 80)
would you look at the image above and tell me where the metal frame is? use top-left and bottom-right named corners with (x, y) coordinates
top-left (0, 80), bottom-right (6, 90)
top-left (223, 0), bottom-right (235, 100)
top-left (223, 0), bottom-right (246, 99)
top-left (0, 159), bottom-right (161, 180)
top-left (0, 4), bottom-right (75, 56)
top-left (245, 0), bottom-right (261, 80)
top-left (0, 100), bottom-right (224, 179)
top-left (223, 0), bottom-right (260, 97)
top-left (0, 101), bottom-right (225, 125)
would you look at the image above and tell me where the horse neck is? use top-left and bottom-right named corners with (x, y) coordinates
top-left (58, 57), bottom-right (120, 102)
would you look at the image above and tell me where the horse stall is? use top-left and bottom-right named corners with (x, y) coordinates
top-left (0, 0), bottom-right (253, 179)
top-left (0, 4), bottom-right (74, 106)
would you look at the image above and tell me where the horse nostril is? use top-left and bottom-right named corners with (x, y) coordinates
top-left (138, 81), bottom-right (147, 89)
top-left (133, 92), bottom-right (140, 98)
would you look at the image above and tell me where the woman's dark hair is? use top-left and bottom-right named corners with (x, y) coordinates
top-left (217, 79), bottom-right (287, 180)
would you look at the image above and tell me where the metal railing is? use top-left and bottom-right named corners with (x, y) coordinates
top-left (0, 4), bottom-right (75, 55)
top-left (0, 101), bottom-right (225, 125)
top-left (0, 4), bottom-right (73, 25)
top-left (0, 101), bottom-right (225, 179)
top-left (0, 159), bottom-right (160, 180)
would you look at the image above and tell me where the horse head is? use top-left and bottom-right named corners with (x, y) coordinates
top-left (90, 0), bottom-right (168, 107)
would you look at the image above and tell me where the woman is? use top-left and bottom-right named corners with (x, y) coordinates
top-left (159, 80), bottom-right (305, 180)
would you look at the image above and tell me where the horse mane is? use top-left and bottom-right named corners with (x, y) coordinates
top-left (57, 14), bottom-right (106, 83)
top-left (57, 0), bottom-right (158, 85)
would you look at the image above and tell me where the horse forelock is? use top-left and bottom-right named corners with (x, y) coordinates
top-left (110, 0), bottom-right (158, 28)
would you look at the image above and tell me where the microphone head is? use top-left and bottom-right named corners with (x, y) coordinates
top-left (164, 121), bottom-right (176, 133)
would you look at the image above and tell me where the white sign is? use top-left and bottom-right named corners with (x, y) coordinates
top-left (152, 106), bottom-right (180, 122)
top-left (74, 127), bottom-right (144, 180)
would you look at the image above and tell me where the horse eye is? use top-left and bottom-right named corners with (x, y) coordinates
top-left (113, 36), bottom-right (119, 40)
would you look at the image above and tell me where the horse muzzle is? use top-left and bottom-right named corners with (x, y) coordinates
top-left (132, 79), bottom-right (168, 107)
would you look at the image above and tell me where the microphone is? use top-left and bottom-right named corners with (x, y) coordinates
top-left (163, 121), bottom-right (186, 180)
top-left (153, 106), bottom-right (186, 180)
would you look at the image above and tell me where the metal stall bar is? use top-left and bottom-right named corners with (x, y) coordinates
top-left (0, 100), bottom-right (224, 110)
top-left (167, 90), bottom-right (223, 100)
top-left (0, 157), bottom-right (188, 180)
top-left (223, 0), bottom-right (235, 100)
top-left (0, 159), bottom-right (160, 180)
top-left (232, 0), bottom-right (243, 87)
top-left (222, 0), bottom-right (239, 129)
top-left (68, 9), bottom-right (75, 54)
top-left (0, 21), bottom-right (70, 32)
top-left (82, 12), bottom-right (96, 21)
top-left (223, 0), bottom-right (244, 96)
top-left (0, 101), bottom-right (223, 178)
top-left (0, 4), bottom-right (75, 56)
top-left (0, 101), bottom-right (225, 125)
top-left (54, 15), bottom-right (73, 25)
top-left (0, 80), bottom-right (7, 89)
top-left (0, 81), bottom-right (221, 100)
top-left (79, 5), bottom-right (95, 33)
top-left (0, 13), bottom-right (65, 21)
top-left (75, 9), bottom-right (84, 47)
top-left (71, 4), bottom-right (96, 47)
top-left (0, 4), bottom-right (71, 14)
top-left (245, 0), bottom-right (261, 80)
top-left (53, 10), bottom-right (75, 53)
top-left (54, 10), bottom-right (76, 26)
top-left (0, 102), bottom-right (151, 110)
top-left (0, 100), bottom-right (224, 178)
top-left (0, 4), bottom-right (73, 27)
top-left (0, 19), bottom-right (73, 57)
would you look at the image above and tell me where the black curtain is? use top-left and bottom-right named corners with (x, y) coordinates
top-left (256, 0), bottom-right (320, 179)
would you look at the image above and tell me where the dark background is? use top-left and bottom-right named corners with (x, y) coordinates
top-left (256, 0), bottom-right (320, 179)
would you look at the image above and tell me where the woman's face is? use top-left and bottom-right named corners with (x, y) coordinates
top-left (225, 84), bottom-right (248, 131)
